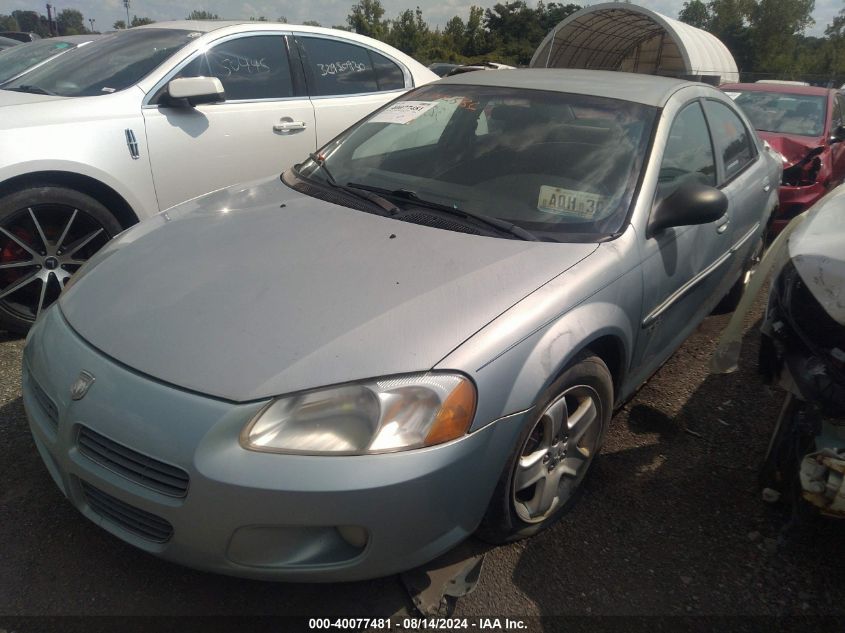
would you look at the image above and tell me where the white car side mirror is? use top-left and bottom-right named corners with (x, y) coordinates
top-left (166, 76), bottom-right (225, 106)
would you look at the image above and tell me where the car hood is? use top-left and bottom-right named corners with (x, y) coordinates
top-left (59, 178), bottom-right (598, 402)
top-left (788, 186), bottom-right (845, 326)
top-left (759, 132), bottom-right (825, 169)
top-left (0, 88), bottom-right (65, 107)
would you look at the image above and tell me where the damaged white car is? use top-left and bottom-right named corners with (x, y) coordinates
top-left (713, 187), bottom-right (845, 517)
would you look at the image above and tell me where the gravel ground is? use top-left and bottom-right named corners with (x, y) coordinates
top-left (1, 295), bottom-right (844, 626)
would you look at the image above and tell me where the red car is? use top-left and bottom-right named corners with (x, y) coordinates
top-left (720, 83), bottom-right (845, 234)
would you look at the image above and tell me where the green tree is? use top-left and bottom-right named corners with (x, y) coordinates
top-left (387, 7), bottom-right (429, 57)
top-left (56, 8), bottom-right (86, 35)
top-left (187, 10), bottom-right (220, 20)
top-left (113, 19), bottom-right (126, 29)
top-left (12, 10), bottom-right (50, 36)
top-left (0, 14), bottom-right (18, 31)
top-left (537, 2), bottom-right (581, 31)
top-left (748, 0), bottom-right (815, 73)
top-left (463, 6), bottom-right (490, 57)
top-left (131, 16), bottom-right (155, 26)
top-left (678, 0), bottom-right (711, 28)
top-left (443, 15), bottom-right (466, 53)
top-left (347, 0), bottom-right (386, 39)
top-left (302, 20), bottom-right (322, 26)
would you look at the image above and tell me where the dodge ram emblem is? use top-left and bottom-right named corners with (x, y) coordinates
top-left (71, 371), bottom-right (95, 401)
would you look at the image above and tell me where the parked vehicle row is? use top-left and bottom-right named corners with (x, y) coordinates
top-left (20, 67), bottom-right (780, 580)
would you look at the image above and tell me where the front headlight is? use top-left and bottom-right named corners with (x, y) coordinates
top-left (240, 373), bottom-right (477, 455)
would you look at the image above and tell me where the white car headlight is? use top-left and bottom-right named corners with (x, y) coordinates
top-left (240, 373), bottom-right (477, 455)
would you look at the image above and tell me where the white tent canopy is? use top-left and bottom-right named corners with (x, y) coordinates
top-left (530, 3), bottom-right (739, 85)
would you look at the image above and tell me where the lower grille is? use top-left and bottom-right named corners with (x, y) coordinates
top-left (81, 481), bottom-right (173, 543)
top-left (77, 426), bottom-right (189, 497)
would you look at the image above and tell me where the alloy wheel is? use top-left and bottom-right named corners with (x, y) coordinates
top-left (512, 385), bottom-right (603, 523)
top-left (0, 204), bottom-right (110, 321)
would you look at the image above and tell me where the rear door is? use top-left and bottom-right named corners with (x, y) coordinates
top-left (293, 35), bottom-right (411, 147)
top-left (142, 32), bottom-right (316, 210)
top-left (702, 98), bottom-right (767, 272)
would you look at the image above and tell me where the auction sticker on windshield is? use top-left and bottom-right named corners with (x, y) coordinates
top-left (370, 101), bottom-right (438, 124)
top-left (537, 186), bottom-right (606, 219)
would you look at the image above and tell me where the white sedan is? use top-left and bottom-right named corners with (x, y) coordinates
top-left (0, 21), bottom-right (436, 332)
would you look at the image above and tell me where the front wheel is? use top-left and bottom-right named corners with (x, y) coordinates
top-left (0, 186), bottom-right (120, 333)
top-left (477, 352), bottom-right (613, 543)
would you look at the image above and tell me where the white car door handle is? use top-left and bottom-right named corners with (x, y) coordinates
top-left (717, 220), bottom-right (730, 234)
top-left (762, 178), bottom-right (772, 192)
top-left (273, 120), bottom-right (307, 133)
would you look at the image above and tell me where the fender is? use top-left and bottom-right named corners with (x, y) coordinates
top-left (437, 229), bottom-right (644, 431)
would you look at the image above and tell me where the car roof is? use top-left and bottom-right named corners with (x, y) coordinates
top-left (436, 68), bottom-right (698, 107)
top-left (134, 20), bottom-right (248, 33)
top-left (721, 82), bottom-right (831, 97)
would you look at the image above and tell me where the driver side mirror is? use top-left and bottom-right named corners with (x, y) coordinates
top-left (647, 182), bottom-right (728, 237)
top-left (831, 124), bottom-right (845, 144)
top-left (163, 77), bottom-right (225, 107)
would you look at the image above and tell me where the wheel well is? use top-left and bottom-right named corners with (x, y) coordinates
top-left (584, 335), bottom-right (625, 400)
top-left (0, 171), bottom-right (140, 229)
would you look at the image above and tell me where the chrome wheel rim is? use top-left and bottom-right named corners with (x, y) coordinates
top-left (0, 205), bottom-right (109, 322)
top-left (512, 385), bottom-right (603, 523)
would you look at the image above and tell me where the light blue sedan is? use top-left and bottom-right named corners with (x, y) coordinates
top-left (21, 69), bottom-right (780, 581)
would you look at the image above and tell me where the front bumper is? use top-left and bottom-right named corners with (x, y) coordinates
top-left (22, 308), bottom-right (525, 581)
top-left (772, 182), bottom-right (826, 234)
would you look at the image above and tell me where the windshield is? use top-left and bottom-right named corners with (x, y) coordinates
top-left (0, 39), bottom-right (78, 85)
top-left (296, 84), bottom-right (656, 240)
top-left (727, 90), bottom-right (827, 137)
top-left (3, 29), bottom-right (197, 96)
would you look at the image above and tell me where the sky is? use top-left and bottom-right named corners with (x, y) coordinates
top-left (0, 0), bottom-right (841, 37)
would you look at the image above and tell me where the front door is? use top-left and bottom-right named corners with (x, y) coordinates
top-left (633, 99), bottom-right (732, 374)
top-left (143, 33), bottom-right (316, 211)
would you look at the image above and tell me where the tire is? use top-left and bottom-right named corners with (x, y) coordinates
top-left (476, 352), bottom-right (613, 543)
top-left (0, 186), bottom-right (121, 334)
top-left (715, 237), bottom-right (763, 314)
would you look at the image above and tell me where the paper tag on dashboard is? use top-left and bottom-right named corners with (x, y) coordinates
top-left (369, 101), bottom-right (438, 124)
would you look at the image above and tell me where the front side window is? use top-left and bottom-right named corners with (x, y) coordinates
top-left (658, 102), bottom-right (717, 202)
top-left (730, 89), bottom-right (827, 138)
top-left (299, 37), bottom-right (379, 96)
top-left (704, 100), bottom-right (756, 181)
top-left (3, 29), bottom-right (197, 97)
top-left (295, 85), bottom-right (657, 241)
top-left (174, 35), bottom-right (293, 101)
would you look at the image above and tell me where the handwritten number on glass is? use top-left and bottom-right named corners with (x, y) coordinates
top-left (214, 54), bottom-right (271, 78)
top-left (317, 60), bottom-right (367, 77)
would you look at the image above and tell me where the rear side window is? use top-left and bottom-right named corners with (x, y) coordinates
top-left (371, 50), bottom-right (405, 90)
top-left (704, 100), bottom-right (757, 182)
top-left (177, 35), bottom-right (293, 100)
top-left (299, 37), bottom-right (382, 96)
top-left (658, 102), bottom-right (717, 202)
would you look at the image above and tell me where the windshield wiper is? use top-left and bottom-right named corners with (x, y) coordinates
top-left (12, 84), bottom-right (55, 95)
top-left (346, 183), bottom-right (540, 242)
top-left (303, 154), bottom-right (399, 216)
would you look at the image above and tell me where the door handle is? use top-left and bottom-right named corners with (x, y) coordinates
top-left (762, 178), bottom-right (772, 192)
top-left (717, 220), bottom-right (730, 234)
top-left (273, 118), bottom-right (307, 133)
